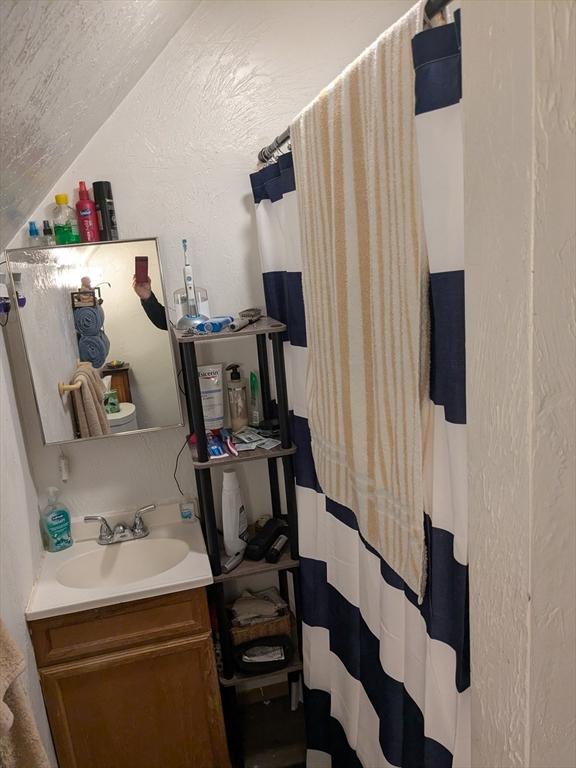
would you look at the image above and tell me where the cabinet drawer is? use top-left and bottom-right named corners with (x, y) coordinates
top-left (29, 588), bottom-right (210, 667)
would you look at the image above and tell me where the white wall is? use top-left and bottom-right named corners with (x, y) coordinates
top-left (0, 0), bottom-right (199, 248)
top-left (464, 1), bottom-right (576, 766)
top-left (8, 0), bottom-right (413, 519)
top-left (0, 335), bottom-right (56, 766)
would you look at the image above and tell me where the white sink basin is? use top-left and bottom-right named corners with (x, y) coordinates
top-left (26, 510), bottom-right (214, 620)
top-left (56, 537), bottom-right (190, 589)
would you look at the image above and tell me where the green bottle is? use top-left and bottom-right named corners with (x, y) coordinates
top-left (53, 193), bottom-right (80, 245)
top-left (41, 487), bottom-right (73, 552)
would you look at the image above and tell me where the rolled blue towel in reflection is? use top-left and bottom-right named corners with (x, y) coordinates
top-left (78, 331), bottom-right (110, 369)
top-left (74, 306), bottom-right (105, 336)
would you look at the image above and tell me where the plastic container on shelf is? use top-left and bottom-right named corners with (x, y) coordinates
top-left (53, 194), bottom-right (80, 244)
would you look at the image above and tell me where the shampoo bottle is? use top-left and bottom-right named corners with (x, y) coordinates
top-left (222, 470), bottom-right (248, 557)
top-left (76, 181), bottom-right (100, 242)
top-left (226, 364), bottom-right (249, 432)
top-left (41, 487), bottom-right (73, 552)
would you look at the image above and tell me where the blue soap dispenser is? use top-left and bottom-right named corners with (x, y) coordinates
top-left (41, 487), bottom-right (73, 552)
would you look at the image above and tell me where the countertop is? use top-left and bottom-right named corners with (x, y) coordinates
top-left (26, 502), bottom-right (213, 620)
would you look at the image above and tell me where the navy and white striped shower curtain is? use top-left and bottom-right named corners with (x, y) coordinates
top-left (250, 11), bottom-right (468, 767)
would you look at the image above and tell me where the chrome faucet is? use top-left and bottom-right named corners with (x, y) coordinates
top-left (84, 504), bottom-right (157, 545)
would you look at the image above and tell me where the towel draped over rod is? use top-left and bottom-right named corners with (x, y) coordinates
top-left (256, 0), bottom-right (452, 162)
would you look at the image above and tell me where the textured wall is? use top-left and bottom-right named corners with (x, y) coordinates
top-left (529, 2), bottom-right (576, 764)
top-left (0, 335), bottom-right (57, 766)
top-left (464, 1), bottom-right (576, 766)
top-left (0, 0), bottom-right (199, 249)
top-left (7, 0), bottom-right (412, 518)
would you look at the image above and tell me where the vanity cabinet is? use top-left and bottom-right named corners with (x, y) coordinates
top-left (28, 588), bottom-right (230, 768)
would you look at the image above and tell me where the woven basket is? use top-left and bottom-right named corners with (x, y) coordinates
top-left (230, 612), bottom-right (292, 646)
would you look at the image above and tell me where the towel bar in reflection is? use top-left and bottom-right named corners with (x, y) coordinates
top-left (58, 381), bottom-right (82, 397)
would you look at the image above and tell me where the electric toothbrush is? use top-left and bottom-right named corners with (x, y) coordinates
top-left (182, 238), bottom-right (199, 317)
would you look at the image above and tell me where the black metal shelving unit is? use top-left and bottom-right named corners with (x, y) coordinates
top-left (175, 317), bottom-right (302, 767)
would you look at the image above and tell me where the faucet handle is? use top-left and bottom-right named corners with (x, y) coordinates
top-left (84, 515), bottom-right (113, 543)
top-left (132, 504), bottom-right (156, 536)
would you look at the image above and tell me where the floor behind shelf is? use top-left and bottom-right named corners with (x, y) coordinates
top-left (240, 694), bottom-right (306, 768)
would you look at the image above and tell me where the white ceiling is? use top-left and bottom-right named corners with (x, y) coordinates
top-left (0, 0), bottom-right (199, 249)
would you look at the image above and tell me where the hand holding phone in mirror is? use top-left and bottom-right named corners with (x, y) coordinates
top-left (132, 275), bottom-right (152, 300)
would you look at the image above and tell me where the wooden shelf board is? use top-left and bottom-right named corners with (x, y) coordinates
top-left (214, 550), bottom-right (299, 583)
top-left (191, 442), bottom-right (296, 469)
top-left (219, 653), bottom-right (303, 688)
top-left (173, 316), bottom-right (286, 344)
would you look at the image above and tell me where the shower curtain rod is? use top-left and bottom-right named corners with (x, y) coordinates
top-left (257, 0), bottom-right (451, 162)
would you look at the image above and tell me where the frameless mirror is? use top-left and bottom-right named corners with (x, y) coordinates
top-left (5, 238), bottom-right (182, 444)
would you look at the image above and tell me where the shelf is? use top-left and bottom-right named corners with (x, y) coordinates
top-left (214, 549), bottom-right (299, 583)
top-left (173, 316), bottom-right (286, 344)
top-left (190, 442), bottom-right (296, 469)
top-left (219, 650), bottom-right (303, 688)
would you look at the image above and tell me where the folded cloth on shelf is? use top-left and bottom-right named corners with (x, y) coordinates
top-left (78, 330), bottom-right (110, 369)
top-left (73, 305), bottom-right (105, 336)
top-left (0, 620), bottom-right (51, 768)
top-left (230, 587), bottom-right (288, 626)
top-left (71, 362), bottom-right (111, 437)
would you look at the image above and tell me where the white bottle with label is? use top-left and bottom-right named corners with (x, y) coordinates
top-left (222, 470), bottom-right (248, 557)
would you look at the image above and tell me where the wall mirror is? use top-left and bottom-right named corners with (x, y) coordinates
top-left (5, 238), bottom-right (182, 444)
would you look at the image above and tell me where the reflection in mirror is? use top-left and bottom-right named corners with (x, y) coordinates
top-left (6, 238), bottom-right (182, 444)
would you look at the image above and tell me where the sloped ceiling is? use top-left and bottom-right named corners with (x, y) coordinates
top-left (0, 0), bottom-right (199, 249)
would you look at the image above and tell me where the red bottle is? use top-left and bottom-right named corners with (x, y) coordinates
top-left (76, 181), bottom-right (100, 242)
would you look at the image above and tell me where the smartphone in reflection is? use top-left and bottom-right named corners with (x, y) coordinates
top-left (135, 256), bottom-right (148, 283)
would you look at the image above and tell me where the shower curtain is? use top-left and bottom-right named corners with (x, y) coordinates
top-left (249, 10), bottom-right (467, 767)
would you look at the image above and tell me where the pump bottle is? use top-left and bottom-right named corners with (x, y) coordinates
top-left (226, 364), bottom-right (249, 432)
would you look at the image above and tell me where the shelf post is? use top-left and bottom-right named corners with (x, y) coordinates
top-left (257, 332), bottom-right (282, 517)
top-left (271, 332), bottom-right (291, 449)
top-left (195, 469), bottom-right (221, 575)
top-left (180, 342), bottom-right (208, 463)
top-left (256, 333), bottom-right (272, 421)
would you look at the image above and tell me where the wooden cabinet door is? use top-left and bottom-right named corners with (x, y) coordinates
top-left (40, 634), bottom-right (230, 768)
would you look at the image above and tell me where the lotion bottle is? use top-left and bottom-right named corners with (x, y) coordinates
top-left (41, 487), bottom-right (73, 552)
top-left (222, 470), bottom-right (248, 557)
top-left (226, 364), bottom-right (249, 432)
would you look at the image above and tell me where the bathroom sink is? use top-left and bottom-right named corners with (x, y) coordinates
top-left (26, 509), bottom-right (214, 620)
top-left (56, 537), bottom-right (190, 589)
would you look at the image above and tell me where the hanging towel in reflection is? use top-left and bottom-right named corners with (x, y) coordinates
top-left (73, 305), bottom-right (105, 335)
top-left (70, 362), bottom-right (111, 437)
top-left (0, 620), bottom-right (51, 768)
top-left (78, 331), bottom-right (110, 368)
top-left (291, 0), bottom-right (431, 599)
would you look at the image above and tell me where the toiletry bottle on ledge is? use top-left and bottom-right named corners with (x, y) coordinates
top-left (92, 181), bottom-right (118, 241)
top-left (27, 221), bottom-right (40, 246)
top-left (41, 487), bottom-right (73, 552)
top-left (53, 194), bottom-right (80, 244)
top-left (226, 364), bottom-right (249, 432)
top-left (222, 470), bottom-right (248, 557)
top-left (42, 220), bottom-right (55, 246)
top-left (76, 181), bottom-right (100, 242)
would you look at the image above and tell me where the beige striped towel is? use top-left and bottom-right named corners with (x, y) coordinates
top-left (71, 362), bottom-right (111, 438)
top-left (291, 0), bottom-right (431, 599)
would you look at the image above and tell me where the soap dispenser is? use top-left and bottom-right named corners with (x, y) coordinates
top-left (226, 364), bottom-right (249, 432)
top-left (41, 487), bottom-right (73, 552)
